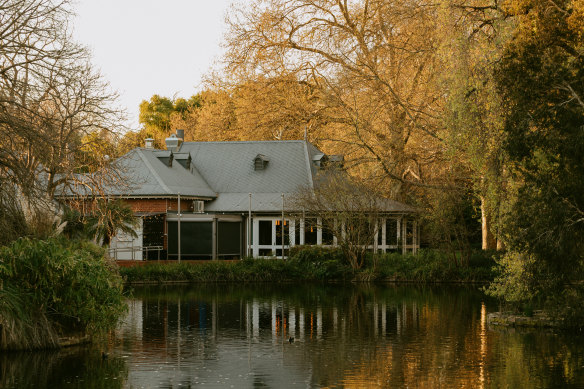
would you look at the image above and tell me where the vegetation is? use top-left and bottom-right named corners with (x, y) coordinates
top-left (483, 0), bottom-right (584, 322)
top-left (1, 0), bottom-right (582, 330)
top-left (117, 0), bottom-right (584, 321)
top-left (120, 246), bottom-right (496, 284)
top-left (0, 238), bottom-right (126, 350)
top-left (0, 0), bottom-right (124, 213)
top-left (85, 199), bottom-right (139, 246)
top-left (293, 169), bottom-right (389, 270)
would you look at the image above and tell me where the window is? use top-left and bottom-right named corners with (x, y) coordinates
top-left (322, 219), bottom-right (334, 245)
top-left (254, 154), bottom-right (269, 170)
top-left (386, 219), bottom-right (398, 246)
top-left (275, 219), bottom-right (289, 245)
top-left (304, 218), bottom-right (317, 245)
top-left (259, 220), bottom-right (272, 245)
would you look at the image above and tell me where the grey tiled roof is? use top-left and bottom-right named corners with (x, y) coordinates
top-left (110, 148), bottom-right (216, 198)
top-left (71, 140), bottom-right (414, 213)
top-left (178, 141), bottom-right (314, 212)
top-left (180, 141), bottom-right (314, 194)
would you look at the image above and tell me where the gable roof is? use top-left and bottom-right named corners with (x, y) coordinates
top-left (62, 139), bottom-right (415, 213)
top-left (109, 148), bottom-right (216, 199)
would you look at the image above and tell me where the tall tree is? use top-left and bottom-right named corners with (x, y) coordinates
top-left (488, 0), bottom-right (584, 318)
top-left (220, 0), bottom-right (445, 199)
top-left (437, 0), bottom-right (511, 249)
top-left (0, 0), bottom-right (124, 206)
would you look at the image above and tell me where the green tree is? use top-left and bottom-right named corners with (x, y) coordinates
top-left (488, 0), bottom-right (584, 320)
top-left (138, 94), bottom-right (175, 135)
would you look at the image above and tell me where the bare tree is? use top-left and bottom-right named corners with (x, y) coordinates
top-left (221, 0), bottom-right (444, 198)
top-left (293, 168), bottom-right (385, 270)
top-left (0, 0), bottom-right (125, 236)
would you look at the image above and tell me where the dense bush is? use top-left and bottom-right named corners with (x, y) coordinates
top-left (375, 249), bottom-right (498, 283)
top-left (0, 238), bottom-right (126, 350)
top-left (121, 247), bottom-right (496, 284)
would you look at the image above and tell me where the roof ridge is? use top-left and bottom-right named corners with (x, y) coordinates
top-left (136, 149), bottom-right (172, 194)
top-left (303, 141), bottom-right (314, 189)
top-left (182, 140), bottom-right (308, 145)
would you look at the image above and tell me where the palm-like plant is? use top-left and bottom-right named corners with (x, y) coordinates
top-left (86, 199), bottom-right (138, 246)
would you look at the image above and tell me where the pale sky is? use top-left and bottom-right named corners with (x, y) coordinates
top-left (73, 0), bottom-right (235, 130)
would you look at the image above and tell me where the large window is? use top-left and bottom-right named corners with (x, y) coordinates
top-left (218, 221), bottom-right (241, 257)
top-left (167, 221), bottom-right (212, 259)
top-left (304, 218), bottom-right (318, 245)
top-left (322, 219), bottom-right (334, 245)
top-left (405, 219), bottom-right (414, 246)
top-left (143, 214), bottom-right (165, 260)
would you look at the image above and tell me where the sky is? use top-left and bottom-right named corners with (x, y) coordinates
top-left (73, 0), bottom-right (235, 130)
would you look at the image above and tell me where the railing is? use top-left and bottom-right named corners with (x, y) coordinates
top-left (108, 244), bottom-right (164, 261)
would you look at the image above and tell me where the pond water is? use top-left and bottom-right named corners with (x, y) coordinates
top-left (3, 284), bottom-right (584, 388)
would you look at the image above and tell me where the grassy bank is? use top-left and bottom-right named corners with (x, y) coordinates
top-left (0, 238), bottom-right (127, 351)
top-left (120, 247), bottom-right (497, 284)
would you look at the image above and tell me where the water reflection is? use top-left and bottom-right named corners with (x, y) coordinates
top-left (0, 348), bottom-right (127, 388)
top-left (3, 284), bottom-right (584, 388)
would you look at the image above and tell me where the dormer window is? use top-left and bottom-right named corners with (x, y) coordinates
top-left (312, 154), bottom-right (328, 168)
top-left (313, 154), bottom-right (344, 169)
top-left (254, 154), bottom-right (269, 170)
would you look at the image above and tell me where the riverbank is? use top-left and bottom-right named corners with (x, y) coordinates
top-left (487, 311), bottom-right (562, 329)
top-left (120, 247), bottom-right (498, 284)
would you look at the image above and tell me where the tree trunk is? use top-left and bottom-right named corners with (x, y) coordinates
top-left (481, 196), bottom-right (497, 250)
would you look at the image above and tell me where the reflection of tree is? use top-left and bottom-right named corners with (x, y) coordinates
top-left (118, 284), bottom-right (584, 388)
top-left (0, 348), bottom-right (128, 389)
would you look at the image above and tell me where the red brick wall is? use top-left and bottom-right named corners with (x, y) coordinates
top-left (124, 198), bottom-right (192, 213)
top-left (124, 199), bottom-right (168, 213)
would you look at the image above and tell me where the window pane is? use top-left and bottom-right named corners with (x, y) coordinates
top-left (294, 219), bottom-right (300, 245)
top-left (304, 218), bottom-right (317, 245)
top-left (386, 219), bottom-right (398, 246)
top-left (259, 220), bottom-right (272, 245)
top-left (275, 219), bottom-right (289, 245)
top-left (377, 219), bottom-right (383, 246)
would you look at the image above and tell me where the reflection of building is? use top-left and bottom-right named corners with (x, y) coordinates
top-left (114, 287), bottom-right (497, 388)
top-left (78, 131), bottom-right (419, 259)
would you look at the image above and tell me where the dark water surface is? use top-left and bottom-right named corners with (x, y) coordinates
top-left (3, 284), bottom-right (584, 388)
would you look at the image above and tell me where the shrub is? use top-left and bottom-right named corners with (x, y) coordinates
top-left (289, 245), bottom-right (344, 263)
top-left (0, 238), bottom-right (126, 350)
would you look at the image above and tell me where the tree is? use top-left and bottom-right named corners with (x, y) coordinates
top-left (138, 95), bottom-right (175, 135)
top-left (432, 0), bottom-right (513, 250)
top-left (86, 199), bottom-right (138, 247)
top-left (0, 0), bottom-right (124, 236)
top-left (488, 0), bottom-right (584, 319)
top-left (220, 0), bottom-right (445, 199)
top-left (293, 168), bottom-right (385, 270)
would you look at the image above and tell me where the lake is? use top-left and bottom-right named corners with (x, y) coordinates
top-left (2, 284), bottom-right (584, 388)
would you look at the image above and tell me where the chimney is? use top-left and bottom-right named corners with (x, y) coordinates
top-left (165, 134), bottom-right (180, 151)
top-left (176, 129), bottom-right (185, 141)
top-left (145, 138), bottom-right (155, 149)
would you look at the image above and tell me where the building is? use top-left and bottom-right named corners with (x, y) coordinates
top-left (100, 132), bottom-right (419, 260)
